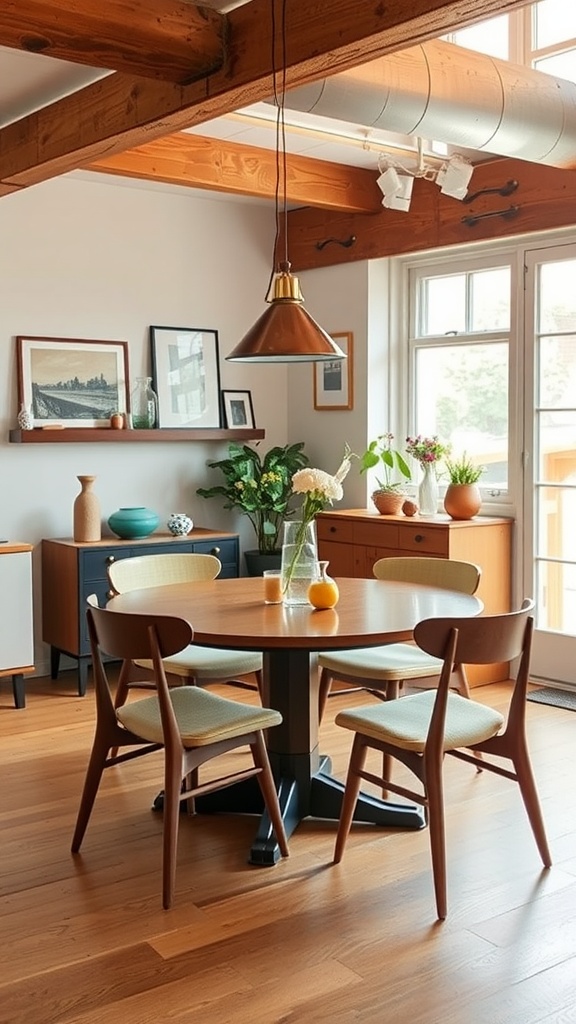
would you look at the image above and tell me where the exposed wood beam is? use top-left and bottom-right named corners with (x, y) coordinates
top-left (0, 0), bottom-right (532, 192)
top-left (0, 1), bottom-right (226, 83)
top-left (86, 132), bottom-right (383, 213)
top-left (284, 158), bottom-right (576, 270)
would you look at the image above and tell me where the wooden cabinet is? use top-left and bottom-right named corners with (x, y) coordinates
top-left (0, 543), bottom-right (34, 708)
top-left (317, 509), bottom-right (513, 685)
top-left (41, 530), bottom-right (239, 696)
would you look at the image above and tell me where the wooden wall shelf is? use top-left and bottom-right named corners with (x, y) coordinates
top-left (8, 427), bottom-right (265, 444)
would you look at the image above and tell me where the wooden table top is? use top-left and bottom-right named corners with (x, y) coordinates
top-left (108, 576), bottom-right (483, 652)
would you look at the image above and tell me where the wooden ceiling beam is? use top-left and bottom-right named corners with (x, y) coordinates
top-left (0, 1), bottom-right (226, 83)
top-left (284, 158), bottom-right (576, 270)
top-left (0, 0), bottom-right (532, 192)
top-left (86, 132), bottom-right (383, 213)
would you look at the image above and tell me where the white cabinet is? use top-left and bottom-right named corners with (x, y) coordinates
top-left (0, 543), bottom-right (34, 708)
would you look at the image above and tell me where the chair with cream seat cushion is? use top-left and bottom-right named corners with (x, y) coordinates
top-left (72, 600), bottom-right (288, 909)
top-left (107, 553), bottom-right (263, 703)
top-left (333, 600), bottom-right (551, 919)
top-left (318, 557), bottom-right (481, 722)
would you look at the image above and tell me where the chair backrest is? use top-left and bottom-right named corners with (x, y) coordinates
top-left (107, 552), bottom-right (221, 595)
top-left (373, 556), bottom-right (481, 595)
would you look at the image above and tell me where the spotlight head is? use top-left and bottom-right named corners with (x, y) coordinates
top-left (377, 166), bottom-right (401, 199)
top-left (436, 155), bottom-right (474, 200)
top-left (382, 173), bottom-right (414, 212)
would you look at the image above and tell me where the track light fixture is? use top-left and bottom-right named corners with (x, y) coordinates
top-left (376, 139), bottom-right (474, 213)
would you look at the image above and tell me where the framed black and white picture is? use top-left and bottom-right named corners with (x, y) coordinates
top-left (313, 332), bottom-right (354, 410)
top-left (221, 389), bottom-right (256, 429)
top-left (150, 325), bottom-right (221, 428)
top-left (16, 335), bottom-right (129, 427)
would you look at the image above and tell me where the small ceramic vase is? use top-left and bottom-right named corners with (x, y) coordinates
top-left (167, 513), bottom-right (194, 536)
top-left (17, 403), bottom-right (34, 430)
top-left (73, 475), bottom-right (101, 543)
top-left (308, 560), bottom-right (339, 609)
top-left (107, 506), bottom-right (160, 539)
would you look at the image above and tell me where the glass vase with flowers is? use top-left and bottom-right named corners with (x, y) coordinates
top-left (281, 447), bottom-right (352, 605)
top-left (405, 435), bottom-right (451, 517)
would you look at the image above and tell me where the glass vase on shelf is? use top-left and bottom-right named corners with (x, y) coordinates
top-left (280, 519), bottom-right (319, 606)
top-left (417, 462), bottom-right (439, 517)
top-left (130, 376), bottom-right (158, 429)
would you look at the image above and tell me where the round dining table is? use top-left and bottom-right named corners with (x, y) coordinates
top-left (108, 575), bottom-right (483, 865)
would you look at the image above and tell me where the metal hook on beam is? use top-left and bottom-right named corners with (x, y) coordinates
top-left (462, 205), bottom-right (520, 227)
top-left (315, 235), bottom-right (357, 252)
top-left (463, 179), bottom-right (519, 205)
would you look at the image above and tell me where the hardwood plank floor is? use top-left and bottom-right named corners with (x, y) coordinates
top-left (1, 671), bottom-right (575, 1024)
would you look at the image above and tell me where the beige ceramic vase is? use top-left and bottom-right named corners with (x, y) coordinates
top-left (73, 475), bottom-right (102, 542)
top-left (443, 483), bottom-right (481, 520)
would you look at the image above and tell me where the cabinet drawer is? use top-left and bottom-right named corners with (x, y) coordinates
top-left (193, 538), bottom-right (237, 565)
top-left (397, 525), bottom-right (449, 556)
top-left (354, 520), bottom-right (399, 548)
top-left (82, 548), bottom-right (132, 581)
top-left (316, 518), bottom-right (355, 544)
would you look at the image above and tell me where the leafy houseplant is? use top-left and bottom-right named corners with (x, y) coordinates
top-left (443, 453), bottom-right (485, 520)
top-left (358, 433), bottom-right (411, 514)
top-left (196, 442), bottom-right (309, 560)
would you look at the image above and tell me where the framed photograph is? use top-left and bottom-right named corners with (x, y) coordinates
top-left (313, 332), bottom-right (354, 410)
top-left (150, 325), bottom-right (221, 428)
top-left (221, 389), bottom-right (255, 429)
top-left (16, 336), bottom-right (129, 427)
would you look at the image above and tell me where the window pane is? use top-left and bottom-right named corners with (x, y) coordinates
top-left (533, 0), bottom-right (576, 50)
top-left (415, 342), bottom-right (508, 488)
top-left (534, 49), bottom-right (576, 84)
top-left (536, 410), bottom-right (576, 479)
top-left (419, 275), bottom-right (466, 336)
top-left (536, 559), bottom-right (576, 634)
top-left (451, 16), bottom-right (509, 59)
top-left (470, 268), bottom-right (511, 331)
top-left (537, 486), bottom-right (576, 558)
top-left (539, 260), bottom-right (576, 332)
top-left (539, 336), bottom-right (576, 407)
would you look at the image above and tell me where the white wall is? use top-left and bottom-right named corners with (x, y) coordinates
top-left (0, 173), bottom-right (293, 673)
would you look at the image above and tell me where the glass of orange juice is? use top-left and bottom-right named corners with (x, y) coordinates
top-left (263, 570), bottom-right (283, 604)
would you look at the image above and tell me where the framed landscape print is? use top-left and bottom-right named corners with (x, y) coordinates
top-left (221, 389), bottom-right (255, 429)
top-left (313, 332), bottom-right (354, 410)
top-left (16, 336), bottom-right (129, 427)
top-left (150, 325), bottom-right (221, 428)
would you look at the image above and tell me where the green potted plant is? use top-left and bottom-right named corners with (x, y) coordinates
top-left (197, 441), bottom-right (309, 574)
top-left (443, 452), bottom-right (485, 520)
top-left (358, 433), bottom-right (412, 515)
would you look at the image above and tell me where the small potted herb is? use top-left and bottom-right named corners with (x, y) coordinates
top-left (359, 433), bottom-right (411, 515)
top-left (443, 453), bottom-right (485, 519)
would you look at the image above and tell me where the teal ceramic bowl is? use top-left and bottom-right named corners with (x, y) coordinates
top-left (107, 506), bottom-right (160, 540)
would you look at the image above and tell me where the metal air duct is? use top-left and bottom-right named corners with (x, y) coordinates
top-left (279, 40), bottom-right (576, 168)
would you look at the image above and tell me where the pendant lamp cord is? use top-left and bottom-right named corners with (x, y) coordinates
top-left (267, 0), bottom-right (288, 298)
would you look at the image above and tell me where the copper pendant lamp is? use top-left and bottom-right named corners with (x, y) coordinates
top-left (226, 0), bottom-right (345, 364)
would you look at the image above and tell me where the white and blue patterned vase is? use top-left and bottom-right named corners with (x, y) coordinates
top-left (167, 513), bottom-right (193, 536)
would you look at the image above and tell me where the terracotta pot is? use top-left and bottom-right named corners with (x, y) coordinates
top-left (371, 490), bottom-right (405, 516)
top-left (443, 483), bottom-right (481, 520)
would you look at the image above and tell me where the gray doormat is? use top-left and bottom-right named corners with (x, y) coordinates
top-left (527, 687), bottom-right (576, 710)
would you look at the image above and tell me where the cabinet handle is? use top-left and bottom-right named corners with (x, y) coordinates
top-left (107, 589), bottom-right (115, 600)
top-left (414, 534), bottom-right (425, 543)
top-left (106, 555), bottom-right (115, 565)
top-left (210, 546), bottom-right (221, 556)
top-left (330, 526), bottom-right (337, 533)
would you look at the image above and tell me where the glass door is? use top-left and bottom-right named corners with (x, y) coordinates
top-left (524, 243), bottom-right (576, 685)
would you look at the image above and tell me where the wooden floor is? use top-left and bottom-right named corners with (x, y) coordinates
top-left (1, 671), bottom-right (575, 1024)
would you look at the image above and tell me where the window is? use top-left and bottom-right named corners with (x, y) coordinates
top-left (407, 258), bottom-right (515, 499)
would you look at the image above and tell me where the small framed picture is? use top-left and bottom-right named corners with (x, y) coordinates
top-left (221, 389), bottom-right (256, 429)
top-left (16, 336), bottom-right (129, 427)
top-left (150, 325), bottom-right (221, 428)
top-left (313, 332), bottom-right (353, 410)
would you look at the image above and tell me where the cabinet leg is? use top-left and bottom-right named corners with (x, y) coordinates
top-left (50, 646), bottom-right (61, 680)
top-left (12, 673), bottom-right (25, 709)
top-left (77, 659), bottom-right (90, 697)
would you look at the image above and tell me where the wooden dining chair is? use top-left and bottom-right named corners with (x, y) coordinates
top-left (107, 553), bottom-right (263, 704)
top-left (72, 600), bottom-right (289, 909)
top-left (318, 557), bottom-right (482, 722)
top-left (333, 600), bottom-right (551, 919)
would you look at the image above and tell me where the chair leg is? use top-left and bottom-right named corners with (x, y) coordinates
top-left (254, 669), bottom-right (264, 701)
top-left (513, 747), bottom-right (552, 868)
top-left (425, 762), bottom-right (448, 920)
top-left (318, 668), bottom-right (333, 724)
top-left (71, 735), bottom-right (110, 852)
top-left (162, 750), bottom-right (184, 910)
top-left (334, 734), bottom-right (368, 863)
top-left (252, 733), bottom-right (289, 857)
